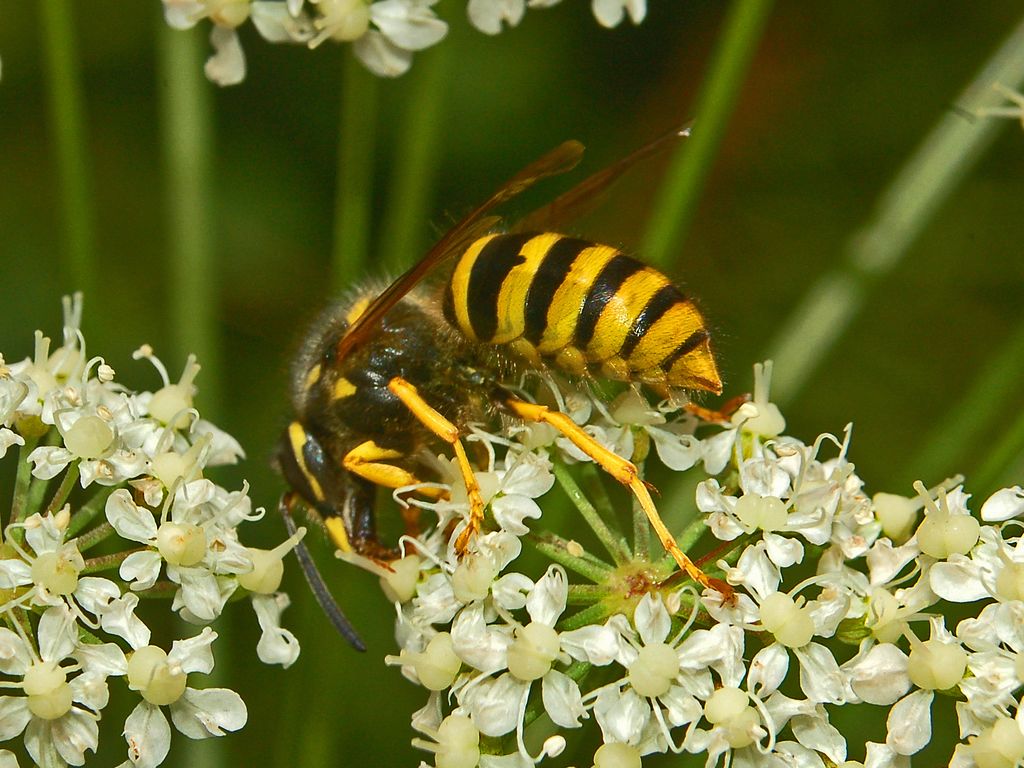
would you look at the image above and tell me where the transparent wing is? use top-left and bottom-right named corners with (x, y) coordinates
top-left (335, 140), bottom-right (586, 362)
top-left (514, 124), bottom-right (692, 233)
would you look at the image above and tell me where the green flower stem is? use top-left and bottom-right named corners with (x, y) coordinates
top-left (135, 581), bottom-right (178, 600)
top-left (158, 22), bottom-right (222, 418)
top-left (40, 0), bottom-right (97, 300)
top-left (641, 0), bottom-right (774, 269)
top-left (7, 438), bottom-right (40, 538)
top-left (43, 463), bottom-right (80, 518)
top-left (677, 512), bottom-right (712, 552)
top-left (558, 602), bottom-right (612, 632)
top-left (67, 486), bottom-right (115, 538)
top-left (379, 45), bottom-right (450, 272)
top-left (567, 584), bottom-right (613, 606)
top-left (767, 13), bottom-right (1024, 406)
top-left (76, 521), bottom-right (115, 552)
top-left (82, 548), bottom-right (142, 575)
top-left (333, 55), bottom-right (378, 290)
top-left (632, 495), bottom-right (650, 562)
top-left (904, 321), bottom-right (1024, 487)
top-left (553, 461), bottom-right (630, 565)
top-left (527, 531), bottom-right (613, 583)
top-left (25, 477), bottom-right (51, 525)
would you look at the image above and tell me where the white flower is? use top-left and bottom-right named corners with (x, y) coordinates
top-left (0, 605), bottom-right (126, 766)
top-left (591, 0), bottom-right (645, 28)
top-left (121, 628), bottom-right (247, 768)
top-left (467, 0), bottom-right (525, 35)
top-left (454, 566), bottom-right (587, 759)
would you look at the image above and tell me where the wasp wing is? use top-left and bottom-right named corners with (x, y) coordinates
top-left (514, 124), bottom-right (692, 234)
top-left (335, 140), bottom-right (585, 361)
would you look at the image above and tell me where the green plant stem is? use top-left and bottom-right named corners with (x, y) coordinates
top-left (558, 602), bottom-right (612, 632)
top-left (553, 461), bottom-right (630, 565)
top-left (83, 548), bottom-right (141, 574)
top-left (527, 531), bottom-right (613, 583)
top-left (40, 0), bottom-right (96, 300)
top-left (44, 464), bottom-right (80, 518)
top-left (158, 22), bottom-right (222, 418)
top-left (333, 54), bottom-right (378, 290)
top-left (567, 584), bottom-right (613, 606)
top-left (136, 581), bottom-right (178, 599)
top-left (379, 46), bottom-right (450, 272)
top-left (76, 521), bottom-right (115, 552)
top-left (767, 14), bottom-right (1024, 405)
top-left (8, 438), bottom-right (40, 537)
top-left (67, 487), bottom-right (115, 537)
top-left (641, 0), bottom-right (774, 269)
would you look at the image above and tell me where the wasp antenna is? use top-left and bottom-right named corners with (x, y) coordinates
top-left (280, 495), bottom-right (366, 652)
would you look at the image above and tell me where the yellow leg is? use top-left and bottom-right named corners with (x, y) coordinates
top-left (388, 377), bottom-right (486, 555)
top-left (504, 397), bottom-right (725, 593)
top-left (342, 439), bottom-right (448, 504)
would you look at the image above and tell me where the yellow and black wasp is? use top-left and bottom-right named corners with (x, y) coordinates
top-left (275, 128), bottom-right (727, 649)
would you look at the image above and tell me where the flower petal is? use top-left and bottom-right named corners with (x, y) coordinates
top-left (170, 688), bottom-right (248, 739)
top-left (124, 700), bottom-right (171, 768)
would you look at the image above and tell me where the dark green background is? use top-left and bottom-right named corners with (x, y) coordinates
top-left (2, 2), bottom-right (1023, 765)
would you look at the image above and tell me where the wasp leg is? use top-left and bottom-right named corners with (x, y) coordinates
top-left (502, 396), bottom-right (729, 595)
top-left (684, 393), bottom-right (752, 424)
top-left (279, 492), bottom-right (366, 651)
top-left (386, 376), bottom-right (486, 556)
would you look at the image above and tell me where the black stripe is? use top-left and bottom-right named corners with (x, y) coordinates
top-left (523, 236), bottom-right (592, 346)
top-left (466, 233), bottom-right (534, 342)
top-left (575, 254), bottom-right (643, 350)
top-left (620, 284), bottom-right (683, 359)
top-left (661, 328), bottom-right (710, 371)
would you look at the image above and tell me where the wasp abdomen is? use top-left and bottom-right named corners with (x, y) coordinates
top-left (445, 232), bottom-right (721, 393)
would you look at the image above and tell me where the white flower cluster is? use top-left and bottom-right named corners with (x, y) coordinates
top-left (346, 362), bottom-right (1024, 767)
top-left (0, 295), bottom-right (301, 767)
top-left (161, 0), bottom-right (647, 83)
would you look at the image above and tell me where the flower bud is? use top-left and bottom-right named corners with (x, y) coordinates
top-left (434, 715), bottom-right (479, 768)
top-left (507, 622), bottom-right (559, 681)
top-left (627, 642), bottom-right (680, 698)
top-left (906, 639), bottom-right (966, 691)
top-left (156, 522), bottom-right (207, 567)
top-left (127, 645), bottom-right (187, 706)
top-left (23, 661), bottom-right (73, 720)
top-left (734, 494), bottom-right (788, 533)
top-left (64, 414), bottom-right (113, 459)
top-left (759, 592), bottom-right (814, 648)
top-left (593, 742), bottom-right (642, 768)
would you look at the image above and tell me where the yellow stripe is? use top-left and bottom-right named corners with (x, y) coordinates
top-left (287, 422), bottom-right (324, 502)
top-left (538, 244), bottom-right (618, 354)
top-left (667, 336), bottom-right (720, 390)
top-left (450, 234), bottom-right (499, 342)
top-left (491, 233), bottom-right (561, 344)
top-left (303, 363), bottom-right (322, 392)
top-left (585, 268), bottom-right (669, 362)
top-left (345, 296), bottom-right (373, 325)
top-left (325, 517), bottom-right (352, 553)
top-left (627, 301), bottom-right (705, 371)
top-left (332, 377), bottom-right (357, 400)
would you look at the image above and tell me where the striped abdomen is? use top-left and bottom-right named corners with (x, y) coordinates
top-left (443, 232), bottom-right (721, 394)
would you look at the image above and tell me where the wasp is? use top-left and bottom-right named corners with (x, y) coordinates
top-left (275, 128), bottom-right (726, 649)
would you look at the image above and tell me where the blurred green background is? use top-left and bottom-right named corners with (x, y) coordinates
top-left (2, 1), bottom-right (1024, 765)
